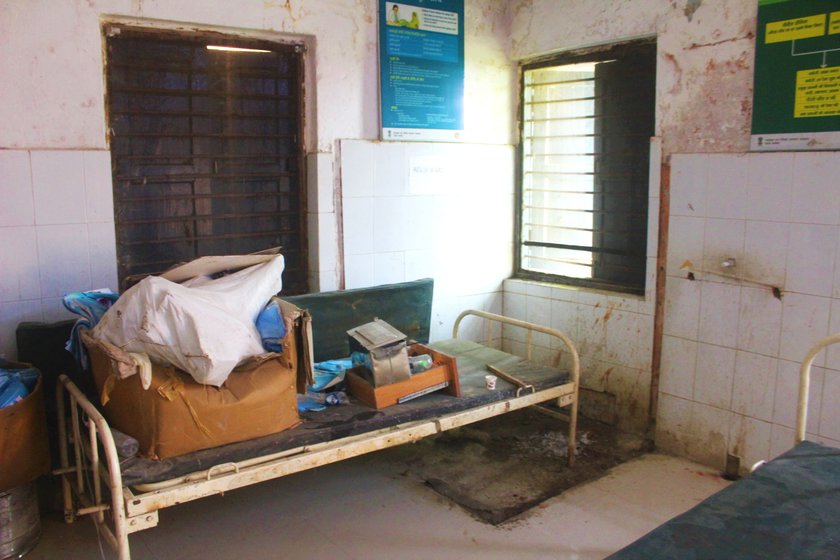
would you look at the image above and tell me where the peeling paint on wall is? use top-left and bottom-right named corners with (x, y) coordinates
top-left (684, 0), bottom-right (702, 22)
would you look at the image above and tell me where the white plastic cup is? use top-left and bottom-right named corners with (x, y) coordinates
top-left (485, 374), bottom-right (497, 390)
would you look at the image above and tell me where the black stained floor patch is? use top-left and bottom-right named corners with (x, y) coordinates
top-left (376, 408), bottom-right (652, 525)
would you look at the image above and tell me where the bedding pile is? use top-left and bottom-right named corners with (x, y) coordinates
top-left (89, 255), bottom-right (285, 387)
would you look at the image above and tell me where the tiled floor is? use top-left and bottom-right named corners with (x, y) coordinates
top-left (26, 452), bottom-right (728, 560)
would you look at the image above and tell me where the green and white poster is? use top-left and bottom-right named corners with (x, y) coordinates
top-left (751, 0), bottom-right (840, 150)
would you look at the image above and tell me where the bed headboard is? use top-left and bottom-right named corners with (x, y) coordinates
top-left (283, 278), bottom-right (434, 362)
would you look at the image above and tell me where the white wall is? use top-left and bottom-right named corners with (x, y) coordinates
top-left (660, 152), bottom-right (840, 471)
top-left (340, 140), bottom-right (513, 342)
top-left (0, 0), bottom-right (514, 359)
top-left (504, 0), bottom-right (840, 460)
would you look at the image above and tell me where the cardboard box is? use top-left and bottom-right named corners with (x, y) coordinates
top-left (83, 328), bottom-right (301, 460)
top-left (345, 343), bottom-right (461, 409)
top-left (347, 319), bottom-right (411, 387)
top-left (0, 363), bottom-right (50, 491)
top-left (274, 297), bottom-right (314, 393)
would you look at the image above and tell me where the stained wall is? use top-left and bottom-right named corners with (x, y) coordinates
top-left (505, 0), bottom-right (840, 468)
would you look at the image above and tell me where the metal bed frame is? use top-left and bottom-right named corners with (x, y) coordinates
top-left (54, 310), bottom-right (580, 560)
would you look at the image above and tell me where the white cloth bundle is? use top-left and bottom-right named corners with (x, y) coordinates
top-left (90, 255), bottom-right (284, 387)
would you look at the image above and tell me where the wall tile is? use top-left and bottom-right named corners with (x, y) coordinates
top-left (307, 152), bottom-right (335, 214)
top-left (315, 270), bottom-right (339, 292)
top-left (728, 414), bottom-right (772, 473)
top-left (526, 282), bottom-right (552, 299)
top-left (667, 216), bottom-right (705, 277)
top-left (670, 154), bottom-right (707, 217)
top-left (814, 435), bottom-right (840, 450)
top-left (640, 257), bottom-right (657, 316)
top-left (87, 222), bottom-right (118, 291)
top-left (404, 249), bottom-right (437, 282)
top-left (773, 359), bottom-right (822, 433)
top-left (697, 281), bottom-right (741, 348)
top-left (790, 152), bottom-right (840, 225)
top-left (373, 252), bottom-right (405, 285)
top-left (647, 196), bottom-right (660, 258)
top-left (401, 195), bottom-right (437, 251)
top-left (702, 218), bottom-right (745, 277)
top-left (343, 253), bottom-right (374, 289)
top-left (373, 143), bottom-right (407, 197)
top-left (826, 299), bottom-right (840, 371)
top-left (342, 197), bottom-right (374, 255)
top-left (731, 351), bottom-right (776, 422)
top-left (746, 152), bottom-right (793, 222)
top-left (818, 370), bottom-right (840, 441)
top-left (315, 213), bottom-right (339, 273)
top-left (504, 278), bottom-right (529, 296)
top-left (655, 393), bottom-right (692, 456)
top-left (769, 423), bottom-right (795, 459)
top-left (527, 293), bottom-right (552, 348)
top-left (660, 335), bottom-right (697, 400)
top-left (693, 343), bottom-right (736, 409)
top-left (551, 285), bottom-right (579, 303)
top-left (83, 150), bottom-right (114, 223)
top-left (687, 401), bottom-right (730, 470)
top-left (550, 299), bottom-right (579, 350)
top-left (743, 220), bottom-right (789, 288)
top-left (41, 297), bottom-right (75, 322)
top-left (648, 137), bottom-right (662, 199)
top-left (339, 140), bottom-right (375, 198)
top-left (0, 150), bottom-right (34, 227)
top-left (785, 223), bottom-right (837, 297)
top-left (372, 197), bottom-right (408, 252)
top-left (737, 286), bottom-right (782, 357)
top-left (779, 293), bottom-right (831, 364)
top-left (706, 153), bottom-right (748, 220)
top-left (0, 227), bottom-right (41, 302)
top-left (607, 294), bottom-right (639, 314)
top-left (503, 291), bottom-right (527, 323)
top-left (0, 300), bottom-right (43, 360)
top-left (36, 224), bottom-right (91, 298)
top-left (606, 310), bottom-right (652, 371)
top-left (576, 303), bottom-right (608, 362)
top-left (31, 150), bottom-right (86, 225)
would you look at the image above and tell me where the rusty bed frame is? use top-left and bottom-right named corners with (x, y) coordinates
top-left (54, 309), bottom-right (580, 560)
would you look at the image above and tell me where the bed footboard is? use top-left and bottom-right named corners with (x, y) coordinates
top-left (55, 374), bottom-right (139, 560)
top-left (452, 309), bottom-right (580, 466)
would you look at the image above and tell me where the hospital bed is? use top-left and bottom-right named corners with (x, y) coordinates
top-left (607, 334), bottom-right (840, 559)
top-left (53, 279), bottom-right (580, 560)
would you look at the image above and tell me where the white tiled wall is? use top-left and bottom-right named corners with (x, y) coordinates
top-left (340, 140), bottom-right (514, 342)
top-left (0, 149), bottom-right (118, 359)
top-left (499, 139), bottom-right (662, 434)
top-left (658, 152), bottom-right (840, 472)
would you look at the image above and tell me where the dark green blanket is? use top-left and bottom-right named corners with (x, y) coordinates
top-left (609, 441), bottom-right (840, 559)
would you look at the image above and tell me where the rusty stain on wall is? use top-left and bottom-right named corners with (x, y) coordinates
top-left (662, 47), bottom-right (753, 154)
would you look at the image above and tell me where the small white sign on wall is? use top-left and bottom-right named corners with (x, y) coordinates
top-left (408, 155), bottom-right (461, 194)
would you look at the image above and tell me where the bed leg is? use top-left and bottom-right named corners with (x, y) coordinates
top-left (566, 398), bottom-right (578, 468)
top-left (56, 379), bottom-right (75, 523)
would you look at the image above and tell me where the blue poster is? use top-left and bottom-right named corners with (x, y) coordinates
top-left (379, 0), bottom-right (464, 142)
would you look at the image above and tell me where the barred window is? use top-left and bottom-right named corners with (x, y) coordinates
top-left (516, 41), bottom-right (656, 294)
top-left (105, 28), bottom-right (307, 293)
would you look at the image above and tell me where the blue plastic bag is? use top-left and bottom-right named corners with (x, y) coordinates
top-left (0, 366), bottom-right (38, 409)
top-left (255, 300), bottom-right (287, 353)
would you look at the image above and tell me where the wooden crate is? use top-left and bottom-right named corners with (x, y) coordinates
top-left (345, 343), bottom-right (460, 409)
